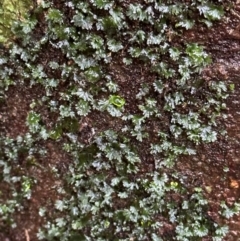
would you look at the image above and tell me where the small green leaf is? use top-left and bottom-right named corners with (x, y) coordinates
top-left (229, 83), bottom-right (235, 91)
top-left (109, 95), bottom-right (125, 107)
top-left (170, 181), bottom-right (179, 188)
top-left (176, 19), bottom-right (194, 30)
top-left (47, 9), bottom-right (63, 23)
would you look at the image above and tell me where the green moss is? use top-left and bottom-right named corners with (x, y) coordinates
top-left (0, 0), bottom-right (32, 43)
